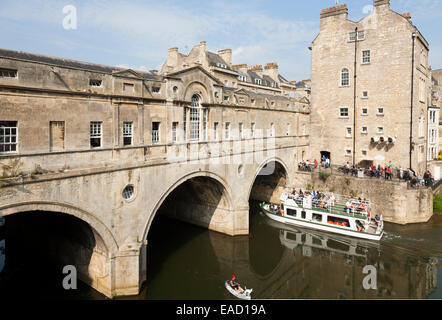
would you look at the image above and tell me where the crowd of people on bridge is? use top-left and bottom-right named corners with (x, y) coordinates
top-left (339, 162), bottom-right (434, 188)
top-left (298, 156), bottom-right (330, 172)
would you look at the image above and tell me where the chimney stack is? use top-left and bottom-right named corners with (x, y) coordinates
top-left (166, 47), bottom-right (179, 68)
top-left (374, 0), bottom-right (390, 7)
top-left (320, 4), bottom-right (348, 19)
top-left (263, 62), bottom-right (279, 82)
top-left (218, 49), bottom-right (232, 68)
top-left (248, 65), bottom-right (263, 77)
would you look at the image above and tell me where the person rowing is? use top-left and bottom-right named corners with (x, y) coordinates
top-left (229, 275), bottom-right (244, 293)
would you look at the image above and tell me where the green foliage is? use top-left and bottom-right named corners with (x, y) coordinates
top-left (319, 172), bottom-right (330, 182)
top-left (433, 195), bottom-right (442, 214)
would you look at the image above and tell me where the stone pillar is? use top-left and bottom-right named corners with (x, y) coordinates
top-left (111, 246), bottom-right (143, 297)
top-left (112, 102), bottom-right (120, 147)
top-left (137, 103), bottom-right (145, 145)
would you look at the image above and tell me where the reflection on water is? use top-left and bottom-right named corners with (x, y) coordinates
top-left (0, 205), bottom-right (441, 299)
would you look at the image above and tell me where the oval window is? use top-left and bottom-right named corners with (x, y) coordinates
top-left (122, 185), bottom-right (135, 200)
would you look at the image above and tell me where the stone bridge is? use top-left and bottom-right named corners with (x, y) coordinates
top-left (0, 141), bottom-right (298, 298)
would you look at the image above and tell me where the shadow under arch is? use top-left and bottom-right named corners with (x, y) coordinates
top-left (246, 158), bottom-right (288, 278)
top-left (0, 201), bottom-right (116, 298)
top-left (0, 201), bottom-right (118, 254)
top-left (141, 171), bottom-right (234, 244)
top-left (247, 157), bottom-right (289, 203)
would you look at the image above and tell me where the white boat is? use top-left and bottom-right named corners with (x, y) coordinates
top-left (259, 190), bottom-right (384, 241)
top-left (225, 281), bottom-right (253, 300)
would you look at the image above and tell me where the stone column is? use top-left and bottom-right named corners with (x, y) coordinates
top-left (112, 102), bottom-right (120, 147)
top-left (137, 103), bottom-right (145, 145)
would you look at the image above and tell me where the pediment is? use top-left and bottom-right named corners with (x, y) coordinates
top-left (165, 66), bottom-right (223, 86)
top-left (112, 69), bottom-right (145, 79)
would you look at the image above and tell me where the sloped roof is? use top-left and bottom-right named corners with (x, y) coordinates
top-left (0, 48), bottom-right (157, 80)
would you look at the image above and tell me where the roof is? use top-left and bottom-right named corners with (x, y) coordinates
top-left (207, 51), bottom-right (231, 70)
top-left (0, 48), bottom-right (157, 80)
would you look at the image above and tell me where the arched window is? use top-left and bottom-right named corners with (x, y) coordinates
top-left (341, 68), bottom-right (349, 86)
top-left (190, 94), bottom-right (201, 141)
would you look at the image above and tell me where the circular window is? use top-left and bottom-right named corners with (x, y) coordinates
top-left (122, 185), bottom-right (135, 201)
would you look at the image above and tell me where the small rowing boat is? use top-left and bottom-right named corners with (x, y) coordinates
top-left (225, 280), bottom-right (253, 300)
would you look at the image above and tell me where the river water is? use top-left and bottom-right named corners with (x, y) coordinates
top-left (0, 202), bottom-right (441, 299)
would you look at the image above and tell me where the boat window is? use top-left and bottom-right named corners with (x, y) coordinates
top-left (312, 213), bottom-right (322, 222)
top-left (301, 211), bottom-right (306, 219)
top-left (286, 232), bottom-right (298, 241)
top-left (287, 208), bottom-right (297, 217)
top-left (312, 237), bottom-right (322, 246)
top-left (327, 239), bottom-right (350, 252)
top-left (327, 216), bottom-right (351, 228)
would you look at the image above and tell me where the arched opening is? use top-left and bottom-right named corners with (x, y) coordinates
top-left (142, 175), bottom-right (233, 299)
top-left (248, 160), bottom-right (288, 277)
top-left (0, 211), bottom-right (109, 299)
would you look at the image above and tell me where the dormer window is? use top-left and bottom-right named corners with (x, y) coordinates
top-left (89, 79), bottom-right (102, 87)
top-left (238, 75), bottom-right (247, 82)
top-left (216, 63), bottom-right (227, 69)
top-left (255, 78), bottom-right (262, 85)
top-left (0, 68), bottom-right (17, 78)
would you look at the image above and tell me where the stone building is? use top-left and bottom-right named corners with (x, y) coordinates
top-left (310, 0), bottom-right (431, 173)
top-left (431, 69), bottom-right (442, 153)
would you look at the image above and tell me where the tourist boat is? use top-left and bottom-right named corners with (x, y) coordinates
top-left (225, 281), bottom-right (253, 300)
top-left (259, 190), bottom-right (384, 241)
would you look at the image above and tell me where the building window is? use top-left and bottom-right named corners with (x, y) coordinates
top-left (349, 32), bottom-right (356, 42)
top-left (152, 87), bottom-right (161, 93)
top-left (340, 108), bottom-right (349, 117)
top-left (0, 121), bottom-right (18, 153)
top-left (377, 107), bottom-right (384, 115)
top-left (362, 108), bottom-right (368, 115)
top-left (152, 122), bottom-right (160, 144)
top-left (251, 122), bottom-right (255, 138)
top-left (123, 122), bottom-right (133, 146)
top-left (362, 91), bottom-right (369, 98)
top-left (224, 95), bottom-right (229, 102)
top-left (346, 127), bottom-right (352, 138)
top-left (123, 83), bottom-right (134, 92)
top-left (190, 95), bottom-right (201, 142)
top-left (377, 127), bottom-right (384, 134)
top-left (238, 75), bottom-right (247, 82)
top-left (50, 121), bottom-right (65, 152)
top-left (213, 122), bottom-right (219, 140)
top-left (362, 150), bottom-right (367, 156)
top-left (203, 109), bottom-right (209, 141)
top-left (345, 149), bottom-right (352, 156)
top-left (172, 122), bottom-right (178, 143)
top-left (357, 31), bottom-right (365, 40)
top-left (251, 98), bottom-right (256, 105)
top-left (225, 122), bottom-right (230, 140)
top-left (362, 50), bottom-right (371, 64)
top-left (239, 122), bottom-right (243, 139)
top-left (255, 78), bottom-right (262, 85)
top-left (361, 126), bottom-right (368, 134)
top-left (90, 121), bottom-right (102, 148)
top-left (224, 80), bottom-right (228, 86)
top-left (122, 185), bottom-right (135, 201)
top-left (341, 68), bottom-right (349, 86)
top-left (89, 79), bottom-right (102, 87)
top-left (0, 68), bottom-right (17, 78)
top-left (183, 107), bottom-right (187, 141)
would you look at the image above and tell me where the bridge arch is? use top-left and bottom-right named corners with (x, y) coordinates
top-left (141, 170), bottom-right (234, 243)
top-left (0, 200), bottom-right (118, 254)
top-left (247, 157), bottom-right (290, 202)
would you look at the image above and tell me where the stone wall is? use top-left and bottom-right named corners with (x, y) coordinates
top-left (289, 170), bottom-right (433, 224)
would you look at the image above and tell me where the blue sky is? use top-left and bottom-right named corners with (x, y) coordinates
top-left (1, 0), bottom-right (441, 80)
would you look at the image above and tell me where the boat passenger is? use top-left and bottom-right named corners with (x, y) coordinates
top-left (229, 275), bottom-right (244, 293)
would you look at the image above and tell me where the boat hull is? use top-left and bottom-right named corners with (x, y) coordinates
top-left (225, 281), bottom-right (252, 300)
top-left (260, 203), bottom-right (383, 241)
